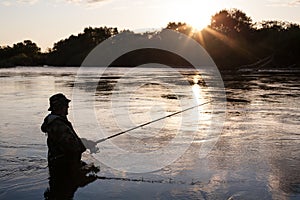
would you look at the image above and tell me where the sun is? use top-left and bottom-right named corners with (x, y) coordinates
top-left (186, 14), bottom-right (211, 31)
top-left (168, 0), bottom-right (216, 30)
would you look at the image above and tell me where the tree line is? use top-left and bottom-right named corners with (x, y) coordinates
top-left (0, 8), bottom-right (299, 69)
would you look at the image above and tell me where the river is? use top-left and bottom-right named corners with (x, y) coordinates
top-left (0, 66), bottom-right (299, 199)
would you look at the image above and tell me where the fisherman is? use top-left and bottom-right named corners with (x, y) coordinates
top-left (41, 93), bottom-right (99, 199)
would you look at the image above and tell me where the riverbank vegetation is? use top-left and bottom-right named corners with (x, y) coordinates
top-left (1, 9), bottom-right (299, 70)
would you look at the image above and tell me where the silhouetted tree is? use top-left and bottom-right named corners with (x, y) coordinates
top-left (0, 9), bottom-right (299, 69)
top-left (0, 40), bottom-right (44, 67)
top-left (210, 9), bottom-right (253, 37)
top-left (166, 22), bottom-right (194, 36)
top-left (46, 26), bottom-right (118, 66)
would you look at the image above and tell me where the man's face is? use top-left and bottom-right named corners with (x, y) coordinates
top-left (61, 103), bottom-right (69, 116)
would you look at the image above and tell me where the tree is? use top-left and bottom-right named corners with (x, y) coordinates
top-left (210, 9), bottom-right (253, 37)
top-left (13, 40), bottom-right (41, 57)
top-left (46, 26), bottom-right (119, 66)
top-left (0, 40), bottom-right (43, 67)
top-left (166, 22), bottom-right (194, 36)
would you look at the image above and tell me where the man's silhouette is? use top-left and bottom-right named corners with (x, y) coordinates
top-left (41, 93), bottom-right (99, 199)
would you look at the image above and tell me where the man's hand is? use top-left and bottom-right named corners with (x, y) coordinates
top-left (81, 138), bottom-right (99, 154)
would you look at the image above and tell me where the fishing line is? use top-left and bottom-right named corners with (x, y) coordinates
top-left (96, 175), bottom-right (203, 186)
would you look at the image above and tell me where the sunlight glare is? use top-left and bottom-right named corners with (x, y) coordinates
top-left (193, 74), bottom-right (202, 84)
top-left (192, 82), bottom-right (204, 105)
top-left (169, 0), bottom-right (216, 30)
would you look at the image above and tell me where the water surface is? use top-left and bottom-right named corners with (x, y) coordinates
top-left (0, 67), bottom-right (299, 199)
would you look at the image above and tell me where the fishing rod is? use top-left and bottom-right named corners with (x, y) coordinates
top-left (95, 100), bottom-right (212, 144)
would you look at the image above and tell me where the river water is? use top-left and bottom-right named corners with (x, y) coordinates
top-left (0, 66), bottom-right (299, 199)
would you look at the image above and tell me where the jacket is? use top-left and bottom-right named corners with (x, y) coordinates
top-left (41, 114), bottom-right (86, 163)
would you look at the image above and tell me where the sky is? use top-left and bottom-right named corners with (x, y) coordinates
top-left (1, 0), bottom-right (300, 51)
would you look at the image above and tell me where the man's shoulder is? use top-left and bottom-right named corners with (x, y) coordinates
top-left (47, 114), bottom-right (60, 121)
top-left (44, 114), bottom-right (61, 123)
top-left (42, 114), bottom-right (60, 133)
top-left (44, 114), bottom-right (69, 129)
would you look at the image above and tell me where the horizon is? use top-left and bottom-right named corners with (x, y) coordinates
top-left (1, 0), bottom-right (300, 51)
